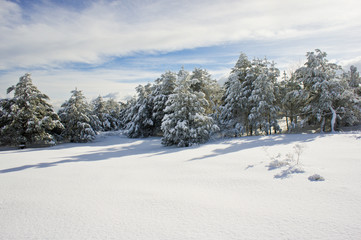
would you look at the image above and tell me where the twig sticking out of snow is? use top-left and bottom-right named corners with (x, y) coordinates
top-left (265, 144), bottom-right (307, 179)
top-left (293, 144), bottom-right (304, 165)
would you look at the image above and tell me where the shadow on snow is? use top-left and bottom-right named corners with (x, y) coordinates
top-left (0, 137), bottom-right (166, 174)
top-left (188, 133), bottom-right (325, 162)
top-left (0, 133), bottom-right (327, 174)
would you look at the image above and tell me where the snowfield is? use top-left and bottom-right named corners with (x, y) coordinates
top-left (1, 131), bottom-right (361, 240)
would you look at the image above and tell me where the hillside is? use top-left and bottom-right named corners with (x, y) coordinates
top-left (1, 131), bottom-right (361, 239)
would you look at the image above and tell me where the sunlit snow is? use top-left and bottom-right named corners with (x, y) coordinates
top-left (1, 131), bottom-right (361, 239)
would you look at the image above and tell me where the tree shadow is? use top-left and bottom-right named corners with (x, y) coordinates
top-left (273, 165), bottom-right (305, 179)
top-left (187, 133), bottom-right (325, 162)
top-left (147, 142), bottom-right (204, 157)
top-left (1, 133), bottom-right (328, 174)
top-left (0, 137), bottom-right (164, 174)
top-left (0, 132), bottom-right (133, 152)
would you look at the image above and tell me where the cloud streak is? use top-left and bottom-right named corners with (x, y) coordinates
top-left (0, 67), bottom-right (162, 108)
top-left (1, 0), bottom-right (361, 109)
top-left (1, 0), bottom-right (360, 69)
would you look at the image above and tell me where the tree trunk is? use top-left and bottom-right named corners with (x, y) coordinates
top-left (330, 106), bottom-right (336, 133)
top-left (320, 117), bottom-right (325, 133)
top-left (268, 115), bottom-right (271, 135)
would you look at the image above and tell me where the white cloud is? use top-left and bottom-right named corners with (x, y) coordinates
top-left (337, 56), bottom-right (361, 70)
top-left (0, 68), bottom-right (161, 109)
top-left (1, 0), bottom-right (361, 106)
top-left (1, 0), bottom-right (360, 69)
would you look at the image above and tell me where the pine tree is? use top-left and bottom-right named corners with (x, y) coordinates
top-left (161, 70), bottom-right (218, 147)
top-left (0, 73), bottom-right (63, 147)
top-left (58, 89), bottom-right (96, 142)
top-left (347, 65), bottom-right (361, 89)
top-left (91, 96), bottom-right (122, 131)
top-left (248, 58), bottom-right (280, 135)
top-left (125, 84), bottom-right (154, 138)
top-left (221, 53), bottom-right (252, 136)
top-left (105, 98), bottom-right (124, 130)
top-left (0, 98), bottom-right (15, 145)
top-left (121, 97), bottom-right (136, 130)
top-left (295, 49), bottom-right (343, 132)
top-left (344, 65), bottom-right (361, 96)
top-left (221, 54), bottom-right (281, 136)
top-left (151, 71), bottom-right (177, 136)
top-left (336, 68), bottom-right (361, 127)
top-left (279, 71), bottom-right (304, 132)
top-left (189, 68), bottom-right (222, 115)
top-left (90, 96), bottom-right (104, 131)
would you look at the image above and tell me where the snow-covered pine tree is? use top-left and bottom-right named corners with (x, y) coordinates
top-left (151, 71), bottom-right (177, 136)
top-left (125, 83), bottom-right (154, 138)
top-left (220, 73), bottom-right (243, 135)
top-left (91, 96), bottom-right (122, 131)
top-left (0, 98), bottom-right (15, 145)
top-left (89, 96), bottom-right (103, 131)
top-left (161, 69), bottom-right (218, 147)
top-left (0, 73), bottom-right (63, 147)
top-left (177, 66), bottom-right (189, 81)
top-left (58, 89), bottom-right (96, 142)
top-left (335, 67), bottom-right (361, 127)
top-left (105, 98), bottom-right (124, 130)
top-left (295, 49), bottom-right (343, 132)
top-left (248, 58), bottom-right (280, 135)
top-left (279, 71), bottom-right (304, 132)
top-left (344, 65), bottom-right (361, 96)
top-left (190, 68), bottom-right (222, 115)
top-left (221, 53), bottom-right (252, 136)
top-left (121, 97), bottom-right (136, 130)
top-left (347, 66), bottom-right (361, 89)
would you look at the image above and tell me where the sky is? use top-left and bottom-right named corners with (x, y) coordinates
top-left (1, 0), bottom-right (361, 109)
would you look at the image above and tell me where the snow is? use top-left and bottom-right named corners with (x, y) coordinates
top-left (1, 131), bottom-right (361, 239)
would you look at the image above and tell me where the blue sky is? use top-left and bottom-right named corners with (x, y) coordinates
top-left (1, 0), bottom-right (361, 108)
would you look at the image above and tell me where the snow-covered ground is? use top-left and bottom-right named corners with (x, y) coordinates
top-left (1, 131), bottom-right (361, 239)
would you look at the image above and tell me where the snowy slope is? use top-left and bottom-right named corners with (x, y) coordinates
top-left (1, 132), bottom-right (361, 240)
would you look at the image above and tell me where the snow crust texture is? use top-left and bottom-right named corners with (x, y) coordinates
top-left (1, 132), bottom-right (361, 239)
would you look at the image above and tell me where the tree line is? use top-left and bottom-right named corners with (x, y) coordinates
top-left (1, 49), bottom-right (360, 148)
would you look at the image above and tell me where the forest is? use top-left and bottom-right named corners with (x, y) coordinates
top-left (1, 49), bottom-right (360, 147)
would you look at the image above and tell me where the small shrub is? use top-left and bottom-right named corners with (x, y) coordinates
top-left (308, 174), bottom-right (325, 181)
top-left (267, 158), bottom-right (289, 170)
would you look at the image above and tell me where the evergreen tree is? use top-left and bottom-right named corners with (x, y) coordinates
top-left (221, 53), bottom-right (252, 136)
top-left (295, 49), bottom-right (343, 132)
top-left (151, 71), bottom-right (177, 136)
top-left (0, 73), bottom-right (63, 146)
top-left (90, 96), bottom-right (104, 131)
top-left (91, 96), bottom-right (122, 131)
top-left (190, 68), bottom-right (222, 115)
top-left (0, 98), bottom-right (15, 145)
top-left (121, 97), bottom-right (136, 130)
top-left (336, 70), bottom-right (361, 127)
top-left (248, 58), bottom-right (280, 135)
top-left (105, 98), bottom-right (124, 130)
top-left (58, 89), bottom-right (96, 142)
top-left (161, 71), bottom-right (218, 147)
top-left (221, 53), bottom-right (280, 136)
top-left (279, 71), bottom-right (304, 132)
top-left (344, 65), bottom-right (361, 96)
top-left (125, 83), bottom-right (154, 138)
